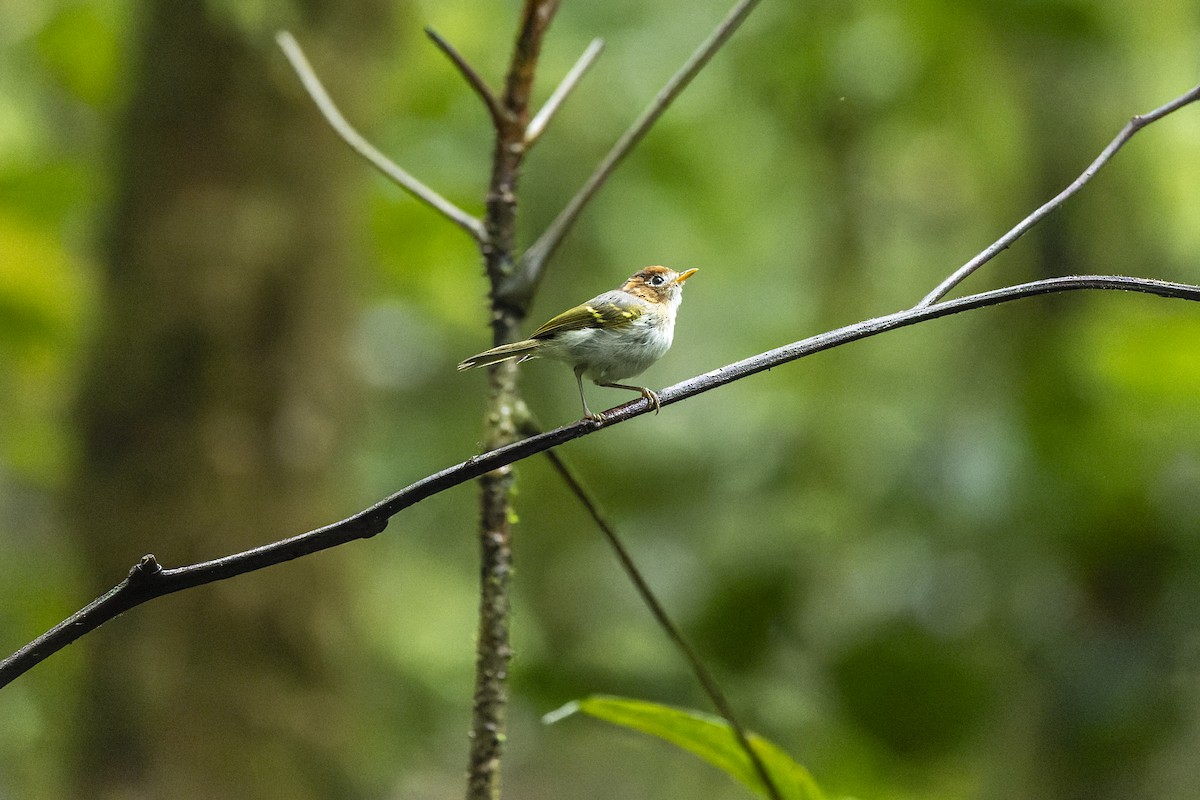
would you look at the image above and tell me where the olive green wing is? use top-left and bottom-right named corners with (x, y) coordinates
top-left (531, 292), bottom-right (644, 339)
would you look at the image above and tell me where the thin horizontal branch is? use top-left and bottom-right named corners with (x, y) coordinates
top-left (424, 27), bottom-right (507, 129)
top-left (275, 31), bottom-right (488, 243)
top-left (525, 38), bottom-right (605, 146)
top-left (917, 82), bottom-right (1200, 307)
top-left (513, 0), bottom-right (761, 301)
top-left (4, 273), bottom-right (1197, 689)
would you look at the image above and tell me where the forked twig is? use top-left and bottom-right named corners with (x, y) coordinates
top-left (275, 31), bottom-right (488, 243)
top-left (514, 0), bottom-right (762, 299)
top-left (526, 38), bottom-right (605, 146)
top-left (918, 83), bottom-right (1200, 307)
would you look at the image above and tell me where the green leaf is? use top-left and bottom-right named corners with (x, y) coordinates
top-left (548, 695), bottom-right (829, 800)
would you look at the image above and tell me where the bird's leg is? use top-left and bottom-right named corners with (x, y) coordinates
top-left (574, 364), bottom-right (602, 421)
top-left (598, 382), bottom-right (661, 414)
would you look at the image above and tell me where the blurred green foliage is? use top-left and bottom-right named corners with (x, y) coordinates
top-left (2, 0), bottom-right (1200, 798)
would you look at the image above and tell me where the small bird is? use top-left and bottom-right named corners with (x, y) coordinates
top-left (458, 265), bottom-right (698, 420)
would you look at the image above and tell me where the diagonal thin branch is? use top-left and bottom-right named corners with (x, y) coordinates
top-left (512, 0), bottom-right (761, 301)
top-left (917, 82), bottom-right (1200, 307)
top-left (525, 38), bottom-right (605, 146)
top-left (519, 419), bottom-right (784, 800)
top-left (275, 31), bottom-right (488, 243)
top-left (5, 273), bottom-right (1199, 689)
top-left (425, 27), bottom-right (507, 129)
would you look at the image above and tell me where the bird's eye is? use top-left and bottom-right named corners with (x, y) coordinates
top-left (649, 275), bottom-right (665, 286)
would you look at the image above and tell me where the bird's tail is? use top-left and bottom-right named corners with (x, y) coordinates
top-left (457, 339), bottom-right (542, 371)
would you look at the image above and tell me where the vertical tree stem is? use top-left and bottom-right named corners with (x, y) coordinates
top-left (468, 448), bottom-right (517, 800)
top-left (467, 3), bottom-right (560, 798)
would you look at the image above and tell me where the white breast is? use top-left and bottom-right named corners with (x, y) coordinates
top-left (545, 305), bottom-right (676, 383)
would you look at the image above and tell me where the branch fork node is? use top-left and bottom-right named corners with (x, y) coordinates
top-left (128, 554), bottom-right (163, 581)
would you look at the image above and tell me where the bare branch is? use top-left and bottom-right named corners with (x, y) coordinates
top-left (5, 273), bottom-right (1197, 689)
top-left (275, 31), bottom-right (488, 243)
top-left (522, 422), bottom-right (784, 800)
top-left (514, 0), bottom-right (762, 300)
top-left (424, 27), bottom-right (507, 129)
top-left (525, 38), bottom-right (605, 146)
top-left (918, 83), bottom-right (1200, 308)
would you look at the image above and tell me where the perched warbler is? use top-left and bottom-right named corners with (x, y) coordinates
top-left (458, 265), bottom-right (698, 420)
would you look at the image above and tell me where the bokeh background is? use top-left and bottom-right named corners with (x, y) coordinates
top-left (2, 0), bottom-right (1200, 798)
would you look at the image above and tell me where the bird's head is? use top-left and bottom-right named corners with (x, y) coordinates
top-left (622, 265), bottom-right (698, 305)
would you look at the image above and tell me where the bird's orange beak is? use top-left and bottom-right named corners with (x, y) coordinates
top-left (675, 268), bottom-right (699, 284)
